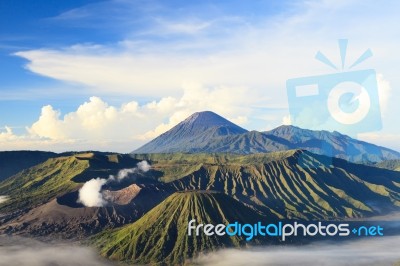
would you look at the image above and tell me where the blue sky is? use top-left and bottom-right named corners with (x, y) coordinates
top-left (0, 0), bottom-right (399, 152)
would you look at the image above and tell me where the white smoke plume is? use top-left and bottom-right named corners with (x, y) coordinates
top-left (0, 195), bottom-right (9, 204)
top-left (137, 160), bottom-right (151, 172)
top-left (110, 168), bottom-right (136, 182)
top-left (108, 160), bottom-right (151, 181)
top-left (77, 160), bottom-right (151, 207)
top-left (77, 178), bottom-right (107, 207)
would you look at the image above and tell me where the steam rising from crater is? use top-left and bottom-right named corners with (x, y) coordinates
top-left (0, 195), bottom-right (9, 204)
top-left (77, 178), bottom-right (107, 207)
top-left (77, 160), bottom-right (150, 207)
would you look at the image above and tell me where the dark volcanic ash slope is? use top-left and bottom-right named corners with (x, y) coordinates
top-left (0, 184), bottom-right (170, 239)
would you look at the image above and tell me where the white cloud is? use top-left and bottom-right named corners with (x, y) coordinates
top-left (358, 132), bottom-right (400, 152)
top-left (15, 0), bottom-right (400, 100)
top-left (282, 115), bottom-right (292, 125)
top-left (0, 127), bottom-right (16, 141)
top-left (376, 73), bottom-right (392, 116)
top-left (0, 83), bottom-right (258, 152)
top-left (195, 236), bottom-right (400, 266)
top-left (0, 236), bottom-right (113, 266)
top-left (29, 106), bottom-right (66, 139)
top-left (152, 17), bottom-right (213, 35)
top-left (14, 2), bottom-right (400, 104)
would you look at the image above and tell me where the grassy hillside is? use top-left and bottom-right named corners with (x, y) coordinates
top-left (0, 156), bottom-right (88, 212)
top-left (92, 191), bottom-right (275, 265)
top-left (0, 153), bottom-right (142, 212)
top-left (131, 150), bottom-right (305, 182)
top-left (133, 150), bottom-right (400, 220)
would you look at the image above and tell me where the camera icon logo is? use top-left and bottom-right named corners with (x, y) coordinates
top-left (286, 40), bottom-right (382, 137)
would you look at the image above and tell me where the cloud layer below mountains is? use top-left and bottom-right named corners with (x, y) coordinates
top-left (195, 236), bottom-right (400, 266)
top-left (0, 236), bottom-right (114, 266)
top-left (1, 235), bottom-right (399, 266)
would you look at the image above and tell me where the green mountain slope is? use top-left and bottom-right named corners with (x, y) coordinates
top-left (168, 150), bottom-right (400, 219)
top-left (134, 150), bottom-right (400, 220)
top-left (0, 155), bottom-right (88, 212)
top-left (0, 152), bottom-right (167, 238)
top-left (0, 153), bottom-right (142, 213)
top-left (92, 191), bottom-right (275, 265)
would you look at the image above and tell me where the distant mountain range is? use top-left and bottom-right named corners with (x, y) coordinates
top-left (134, 111), bottom-right (400, 163)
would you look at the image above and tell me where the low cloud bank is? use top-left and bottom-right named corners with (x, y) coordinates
top-left (77, 160), bottom-right (150, 207)
top-left (0, 195), bottom-right (9, 204)
top-left (0, 236), bottom-right (114, 266)
top-left (195, 236), bottom-right (400, 266)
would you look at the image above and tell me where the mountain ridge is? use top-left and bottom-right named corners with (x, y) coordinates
top-left (133, 111), bottom-right (400, 163)
top-left (134, 111), bottom-right (248, 153)
top-left (92, 191), bottom-right (275, 265)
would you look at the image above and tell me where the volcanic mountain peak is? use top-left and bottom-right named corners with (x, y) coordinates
top-left (168, 111), bottom-right (247, 135)
top-left (133, 111), bottom-right (247, 153)
top-left (182, 111), bottom-right (241, 127)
